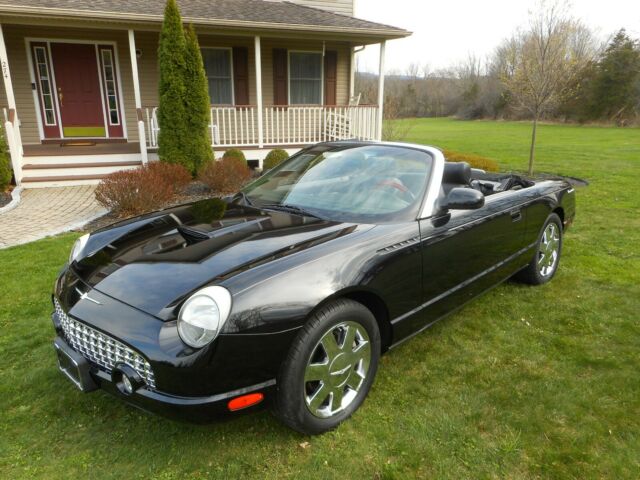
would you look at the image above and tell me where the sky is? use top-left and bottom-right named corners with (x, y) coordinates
top-left (354, 0), bottom-right (640, 73)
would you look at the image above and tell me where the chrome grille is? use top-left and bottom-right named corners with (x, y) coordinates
top-left (54, 298), bottom-right (156, 389)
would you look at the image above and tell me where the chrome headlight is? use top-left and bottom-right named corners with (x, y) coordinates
top-left (177, 286), bottom-right (232, 348)
top-left (69, 233), bottom-right (90, 263)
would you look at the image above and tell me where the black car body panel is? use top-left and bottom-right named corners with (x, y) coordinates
top-left (51, 142), bottom-right (576, 421)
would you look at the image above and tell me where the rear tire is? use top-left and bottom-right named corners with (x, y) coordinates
top-left (514, 213), bottom-right (563, 285)
top-left (273, 299), bottom-right (381, 435)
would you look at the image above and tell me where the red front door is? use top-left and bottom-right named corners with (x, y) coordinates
top-left (50, 43), bottom-right (106, 138)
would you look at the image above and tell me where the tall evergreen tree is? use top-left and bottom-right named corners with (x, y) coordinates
top-left (183, 24), bottom-right (214, 174)
top-left (589, 29), bottom-right (640, 121)
top-left (158, 0), bottom-right (189, 167)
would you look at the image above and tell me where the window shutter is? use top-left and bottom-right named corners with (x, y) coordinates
top-left (232, 47), bottom-right (249, 105)
top-left (324, 50), bottom-right (338, 106)
top-left (273, 48), bottom-right (288, 105)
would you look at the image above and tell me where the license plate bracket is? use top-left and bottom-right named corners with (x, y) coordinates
top-left (54, 337), bottom-right (98, 392)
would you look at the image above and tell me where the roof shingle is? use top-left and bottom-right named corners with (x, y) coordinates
top-left (0, 0), bottom-right (410, 37)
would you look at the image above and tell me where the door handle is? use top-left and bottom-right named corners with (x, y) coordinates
top-left (57, 87), bottom-right (63, 106)
top-left (510, 208), bottom-right (522, 222)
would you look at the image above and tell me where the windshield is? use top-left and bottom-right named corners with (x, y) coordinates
top-left (243, 144), bottom-right (434, 223)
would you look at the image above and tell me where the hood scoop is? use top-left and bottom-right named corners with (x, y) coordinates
top-left (177, 224), bottom-right (211, 244)
top-left (177, 217), bottom-right (269, 245)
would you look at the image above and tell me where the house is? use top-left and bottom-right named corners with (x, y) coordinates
top-left (0, 0), bottom-right (409, 187)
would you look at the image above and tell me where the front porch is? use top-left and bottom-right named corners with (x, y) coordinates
top-left (0, 17), bottom-right (389, 187)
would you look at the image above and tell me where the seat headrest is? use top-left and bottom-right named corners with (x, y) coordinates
top-left (442, 162), bottom-right (471, 185)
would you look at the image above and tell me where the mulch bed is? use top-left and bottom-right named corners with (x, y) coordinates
top-left (81, 181), bottom-right (220, 232)
top-left (0, 190), bottom-right (12, 209)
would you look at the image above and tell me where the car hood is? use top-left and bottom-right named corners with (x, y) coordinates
top-left (72, 198), bottom-right (359, 318)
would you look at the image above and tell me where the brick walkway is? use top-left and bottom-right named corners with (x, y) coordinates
top-left (0, 186), bottom-right (106, 249)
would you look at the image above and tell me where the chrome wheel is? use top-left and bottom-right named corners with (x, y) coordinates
top-left (304, 321), bottom-right (371, 419)
top-left (538, 223), bottom-right (560, 277)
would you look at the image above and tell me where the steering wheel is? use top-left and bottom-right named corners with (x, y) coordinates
top-left (374, 178), bottom-right (416, 203)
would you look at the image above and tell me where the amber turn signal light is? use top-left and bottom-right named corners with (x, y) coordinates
top-left (227, 392), bottom-right (264, 411)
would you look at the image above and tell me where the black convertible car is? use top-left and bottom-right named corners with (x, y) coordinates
top-left (52, 141), bottom-right (575, 434)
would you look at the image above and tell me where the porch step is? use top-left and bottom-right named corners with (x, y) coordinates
top-left (22, 173), bottom-right (109, 188)
top-left (21, 152), bottom-right (143, 165)
top-left (23, 160), bottom-right (142, 170)
top-left (20, 156), bottom-right (143, 188)
top-left (22, 160), bottom-right (142, 170)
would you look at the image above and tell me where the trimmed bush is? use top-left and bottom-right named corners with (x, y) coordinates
top-left (442, 149), bottom-right (499, 172)
top-left (95, 162), bottom-right (191, 216)
top-left (0, 122), bottom-right (11, 191)
top-left (183, 24), bottom-right (214, 174)
top-left (146, 161), bottom-right (191, 192)
top-left (199, 157), bottom-right (252, 194)
top-left (263, 149), bottom-right (289, 170)
top-left (222, 148), bottom-right (247, 165)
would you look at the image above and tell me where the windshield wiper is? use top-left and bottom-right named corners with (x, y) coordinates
top-left (228, 191), bottom-right (254, 206)
top-left (261, 203), bottom-right (323, 219)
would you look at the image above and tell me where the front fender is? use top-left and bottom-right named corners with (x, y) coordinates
top-left (221, 222), bottom-right (422, 335)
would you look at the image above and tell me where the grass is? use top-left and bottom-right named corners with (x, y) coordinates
top-left (1, 118), bottom-right (639, 479)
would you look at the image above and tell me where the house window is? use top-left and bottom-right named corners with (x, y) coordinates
top-left (202, 48), bottom-right (233, 105)
top-left (289, 52), bottom-right (323, 105)
top-left (100, 49), bottom-right (120, 125)
top-left (33, 46), bottom-right (56, 125)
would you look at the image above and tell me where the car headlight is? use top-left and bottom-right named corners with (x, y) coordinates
top-left (69, 233), bottom-right (90, 263)
top-left (177, 286), bottom-right (232, 348)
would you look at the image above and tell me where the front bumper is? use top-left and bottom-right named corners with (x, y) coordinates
top-left (51, 269), bottom-right (300, 422)
top-left (54, 334), bottom-right (276, 422)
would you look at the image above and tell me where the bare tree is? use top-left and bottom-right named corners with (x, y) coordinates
top-left (405, 62), bottom-right (420, 81)
top-left (420, 63), bottom-right (431, 80)
top-left (499, 0), bottom-right (593, 174)
top-left (382, 96), bottom-right (413, 141)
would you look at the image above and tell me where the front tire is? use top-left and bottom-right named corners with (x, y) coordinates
top-left (515, 213), bottom-right (563, 285)
top-left (274, 299), bottom-right (381, 435)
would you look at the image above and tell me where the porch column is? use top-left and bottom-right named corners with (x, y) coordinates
top-left (0, 23), bottom-right (23, 184)
top-left (376, 40), bottom-right (386, 141)
top-left (349, 46), bottom-right (355, 99)
top-left (128, 29), bottom-right (148, 164)
top-left (254, 35), bottom-right (264, 150)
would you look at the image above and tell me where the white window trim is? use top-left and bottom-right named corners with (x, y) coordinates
top-left (94, 44), bottom-right (110, 138)
top-left (288, 50), bottom-right (324, 106)
top-left (99, 48), bottom-right (121, 126)
top-left (24, 37), bottom-right (128, 141)
top-left (201, 46), bottom-right (235, 106)
top-left (32, 46), bottom-right (57, 127)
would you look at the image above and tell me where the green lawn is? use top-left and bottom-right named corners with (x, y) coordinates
top-left (1, 118), bottom-right (639, 479)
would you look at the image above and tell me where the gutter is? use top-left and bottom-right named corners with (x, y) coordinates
top-left (0, 5), bottom-right (411, 39)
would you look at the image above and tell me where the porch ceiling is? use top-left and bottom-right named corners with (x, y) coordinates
top-left (0, 0), bottom-right (410, 42)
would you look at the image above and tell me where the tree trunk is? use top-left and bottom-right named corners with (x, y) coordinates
top-left (528, 115), bottom-right (538, 176)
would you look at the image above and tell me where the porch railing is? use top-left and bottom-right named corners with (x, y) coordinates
top-left (145, 105), bottom-right (379, 149)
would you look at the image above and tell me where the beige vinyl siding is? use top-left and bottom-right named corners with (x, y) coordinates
top-left (136, 33), bottom-right (349, 107)
top-left (260, 39), bottom-right (350, 106)
top-left (281, 0), bottom-right (354, 16)
top-left (2, 24), bottom-right (138, 144)
top-left (134, 31), bottom-right (259, 107)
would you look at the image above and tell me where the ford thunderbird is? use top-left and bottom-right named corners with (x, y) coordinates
top-left (51, 141), bottom-right (575, 434)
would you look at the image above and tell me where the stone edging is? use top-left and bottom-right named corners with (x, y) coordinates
top-left (0, 187), bottom-right (24, 215)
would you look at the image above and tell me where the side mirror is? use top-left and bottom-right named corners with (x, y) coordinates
top-left (443, 187), bottom-right (484, 210)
